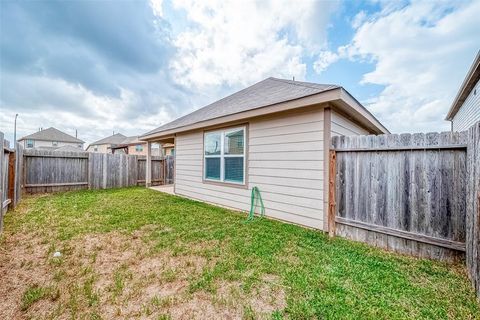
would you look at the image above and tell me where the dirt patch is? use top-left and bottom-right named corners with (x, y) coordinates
top-left (1, 227), bottom-right (286, 319)
top-left (250, 275), bottom-right (287, 314)
top-left (214, 275), bottom-right (287, 318)
top-left (0, 231), bottom-right (54, 319)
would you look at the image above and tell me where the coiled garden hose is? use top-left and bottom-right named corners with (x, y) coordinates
top-left (246, 186), bottom-right (265, 221)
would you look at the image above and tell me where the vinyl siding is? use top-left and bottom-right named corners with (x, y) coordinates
top-left (86, 144), bottom-right (109, 153)
top-left (174, 108), bottom-right (325, 229)
top-left (331, 111), bottom-right (370, 136)
top-left (20, 140), bottom-right (83, 150)
top-left (452, 80), bottom-right (480, 131)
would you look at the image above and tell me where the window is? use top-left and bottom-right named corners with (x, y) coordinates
top-left (204, 126), bottom-right (245, 184)
top-left (135, 144), bottom-right (143, 152)
top-left (26, 139), bottom-right (34, 148)
top-left (52, 141), bottom-right (58, 147)
top-left (170, 148), bottom-right (175, 156)
top-left (94, 146), bottom-right (98, 152)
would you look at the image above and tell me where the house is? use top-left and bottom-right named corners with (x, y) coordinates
top-left (446, 50), bottom-right (480, 131)
top-left (18, 127), bottom-right (84, 150)
top-left (163, 143), bottom-right (174, 156)
top-left (86, 133), bottom-right (127, 153)
top-left (140, 77), bottom-right (388, 230)
top-left (110, 136), bottom-right (161, 156)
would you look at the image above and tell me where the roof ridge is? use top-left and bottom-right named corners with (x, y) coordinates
top-left (269, 77), bottom-right (338, 91)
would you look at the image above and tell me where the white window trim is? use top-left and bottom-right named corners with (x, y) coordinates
top-left (204, 126), bottom-right (246, 185)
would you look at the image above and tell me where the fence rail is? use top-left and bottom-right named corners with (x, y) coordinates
top-left (330, 121), bottom-right (480, 298)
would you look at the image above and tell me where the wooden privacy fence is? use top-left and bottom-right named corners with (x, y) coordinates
top-left (24, 149), bottom-right (174, 193)
top-left (465, 122), bottom-right (480, 298)
top-left (329, 121), bottom-right (480, 298)
top-left (0, 132), bottom-right (23, 232)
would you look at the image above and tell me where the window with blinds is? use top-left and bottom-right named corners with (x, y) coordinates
top-left (204, 126), bottom-right (245, 184)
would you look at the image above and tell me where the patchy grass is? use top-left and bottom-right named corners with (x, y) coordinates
top-left (0, 187), bottom-right (479, 319)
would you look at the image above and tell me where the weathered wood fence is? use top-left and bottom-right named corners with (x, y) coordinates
top-left (0, 132), bottom-right (23, 232)
top-left (329, 121), bottom-right (480, 298)
top-left (466, 122), bottom-right (480, 298)
top-left (24, 149), bottom-right (174, 194)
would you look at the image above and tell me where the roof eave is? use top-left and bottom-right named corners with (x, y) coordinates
top-left (445, 50), bottom-right (480, 121)
top-left (140, 88), bottom-right (343, 140)
top-left (18, 137), bottom-right (84, 143)
top-left (338, 88), bottom-right (390, 134)
top-left (141, 87), bottom-right (388, 140)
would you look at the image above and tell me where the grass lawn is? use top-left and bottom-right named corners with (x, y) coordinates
top-left (0, 187), bottom-right (478, 319)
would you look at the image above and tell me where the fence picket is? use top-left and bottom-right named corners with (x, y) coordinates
top-left (331, 130), bottom-right (468, 262)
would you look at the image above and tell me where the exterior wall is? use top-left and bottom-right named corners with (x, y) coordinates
top-left (125, 144), bottom-right (160, 156)
top-left (86, 144), bottom-right (109, 153)
top-left (174, 108), bottom-right (326, 229)
top-left (127, 144), bottom-right (146, 155)
top-left (331, 110), bottom-right (370, 136)
top-left (452, 80), bottom-right (480, 131)
top-left (164, 147), bottom-right (175, 156)
top-left (20, 139), bottom-right (83, 150)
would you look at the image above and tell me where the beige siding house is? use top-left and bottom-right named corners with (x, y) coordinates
top-left (110, 136), bottom-right (162, 156)
top-left (446, 50), bottom-right (480, 131)
top-left (141, 77), bottom-right (388, 230)
top-left (86, 133), bottom-right (127, 153)
top-left (18, 127), bottom-right (84, 150)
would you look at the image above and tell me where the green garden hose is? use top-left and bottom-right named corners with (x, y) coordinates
top-left (246, 186), bottom-right (265, 221)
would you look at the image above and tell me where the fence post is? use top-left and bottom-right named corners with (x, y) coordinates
top-left (328, 150), bottom-right (336, 237)
top-left (0, 132), bottom-right (4, 233)
top-left (87, 152), bottom-right (92, 189)
top-left (8, 151), bottom-right (15, 210)
top-left (146, 141), bottom-right (152, 187)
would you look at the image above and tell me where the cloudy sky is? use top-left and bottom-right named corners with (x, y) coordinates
top-left (0, 0), bottom-right (478, 145)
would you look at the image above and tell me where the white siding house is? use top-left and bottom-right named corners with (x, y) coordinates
top-left (141, 78), bottom-right (388, 230)
top-left (446, 51), bottom-right (480, 131)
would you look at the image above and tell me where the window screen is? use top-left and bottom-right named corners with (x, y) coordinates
top-left (204, 127), bottom-right (245, 184)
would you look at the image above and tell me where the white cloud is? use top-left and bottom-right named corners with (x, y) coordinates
top-left (351, 10), bottom-right (367, 29)
top-left (0, 75), bottom-right (173, 145)
top-left (313, 51), bottom-right (340, 73)
top-left (346, 1), bottom-right (480, 133)
top-left (149, 0), bottom-right (164, 17)
top-left (170, 0), bottom-right (338, 90)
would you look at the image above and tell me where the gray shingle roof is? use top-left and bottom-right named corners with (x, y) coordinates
top-left (90, 133), bottom-right (127, 146)
top-left (120, 136), bottom-right (141, 145)
top-left (143, 77), bottom-right (339, 137)
top-left (19, 127), bottom-right (84, 143)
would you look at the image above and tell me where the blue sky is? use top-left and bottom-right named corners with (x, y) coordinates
top-left (0, 0), bottom-right (478, 145)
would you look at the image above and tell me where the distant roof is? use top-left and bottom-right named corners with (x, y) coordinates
top-left (446, 50), bottom-right (480, 120)
top-left (19, 127), bottom-right (84, 143)
top-left (54, 145), bottom-right (85, 152)
top-left (121, 136), bottom-right (141, 145)
top-left (109, 136), bottom-right (146, 149)
top-left (89, 133), bottom-right (127, 146)
top-left (142, 77), bottom-right (339, 137)
top-left (33, 145), bottom-right (84, 152)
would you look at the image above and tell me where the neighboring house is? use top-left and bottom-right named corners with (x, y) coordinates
top-left (110, 136), bottom-right (161, 156)
top-left (446, 50), bottom-right (480, 131)
top-left (140, 77), bottom-right (388, 230)
top-left (86, 133), bottom-right (127, 153)
top-left (18, 127), bottom-right (84, 150)
top-left (163, 143), bottom-right (174, 156)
